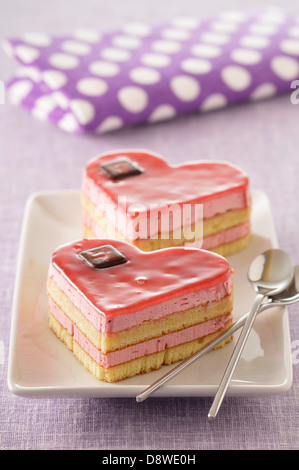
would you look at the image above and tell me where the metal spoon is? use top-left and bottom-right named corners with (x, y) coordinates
top-left (208, 249), bottom-right (294, 419)
top-left (136, 263), bottom-right (298, 404)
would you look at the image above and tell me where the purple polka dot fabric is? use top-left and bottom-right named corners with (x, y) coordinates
top-left (2, 7), bottom-right (299, 134)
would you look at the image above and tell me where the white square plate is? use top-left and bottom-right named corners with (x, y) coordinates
top-left (7, 190), bottom-right (293, 398)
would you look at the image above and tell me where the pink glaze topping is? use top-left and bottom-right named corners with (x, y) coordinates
top-left (84, 150), bottom-right (250, 218)
top-left (49, 238), bottom-right (232, 321)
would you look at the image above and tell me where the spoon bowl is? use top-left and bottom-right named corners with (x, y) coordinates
top-left (270, 265), bottom-right (299, 303)
top-left (248, 249), bottom-right (294, 296)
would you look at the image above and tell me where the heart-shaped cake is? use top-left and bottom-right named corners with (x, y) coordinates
top-left (82, 150), bottom-right (250, 256)
top-left (48, 238), bottom-right (234, 382)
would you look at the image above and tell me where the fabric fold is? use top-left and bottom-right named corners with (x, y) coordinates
top-left (2, 7), bottom-right (299, 134)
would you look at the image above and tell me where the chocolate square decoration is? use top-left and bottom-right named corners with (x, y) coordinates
top-left (100, 156), bottom-right (143, 180)
top-left (79, 245), bottom-right (128, 269)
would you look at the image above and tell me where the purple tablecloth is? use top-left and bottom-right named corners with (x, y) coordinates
top-left (1, 1), bottom-right (299, 450)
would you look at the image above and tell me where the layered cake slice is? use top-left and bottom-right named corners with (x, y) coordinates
top-left (47, 238), bottom-right (234, 382)
top-left (81, 150), bottom-right (250, 257)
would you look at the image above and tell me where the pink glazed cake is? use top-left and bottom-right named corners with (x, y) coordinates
top-left (47, 238), bottom-right (234, 382)
top-left (81, 150), bottom-right (251, 256)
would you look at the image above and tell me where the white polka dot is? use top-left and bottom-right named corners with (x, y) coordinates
top-left (170, 75), bottom-right (200, 101)
top-left (61, 40), bottom-right (91, 56)
top-left (201, 32), bottom-right (230, 45)
top-left (280, 39), bottom-right (299, 56)
top-left (231, 48), bottom-right (262, 65)
top-left (123, 23), bottom-right (152, 37)
top-left (41, 70), bottom-right (68, 89)
top-left (221, 65), bottom-right (251, 91)
top-left (240, 35), bottom-right (270, 49)
top-left (14, 44), bottom-right (40, 63)
top-left (58, 112), bottom-right (80, 132)
top-left (32, 107), bottom-right (47, 121)
top-left (15, 66), bottom-right (40, 82)
top-left (52, 91), bottom-right (69, 109)
top-left (140, 53), bottom-right (171, 68)
top-left (161, 28), bottom-right (191, 41)
top-left (34, 94), bottom-right (57, 113)
top-left (201, 93), bottom-right (227, 111)
top-left (172, 17), bottom-right (199, 30)
top-left (259, 11), bottom-right (286, 24)
top-left (271, 56), bottom-right (299, 80)
top-left (148, 104), bottom-right (176, 122)
top-left (77, 77), bottom-right (108, 96)
top-left (118, 86), bottom-right (148, 113)
top-left (249, 23), bottom-right (278, 36)
top-left (8, 79), bottom-right (33, 105)
top-left (180, 57), bottom-right (212, 74)
top-left (101, 48), bottom-right (131, 62)
top-left (49, 53), bottom-right (79, 69)
top-left (210, 21), bottom-right (239, 33)
top-left (151, 40), bottom-right (181, 54)
top-left (22, 32), bottom-right (52, 47)
top-left (250, 83), bottom-right (277, 101)
top-left (89, 60), bottom-right (120, 77)
top-left (70, 99), bottom-right (95, 125)
top-left (112, 35), bottom-right (142, 49)
top-left (96, 116), bottom-right (124, 133)
top-left (288, 26), bottom-right (299, 39)
top-left (219, 11), bottom-right (247, 22)
top-left (191, 43), bottom-right (221, 58)
top-left (129, 67), bottom-right (161, 85)
top-left (73, 29), bottom-right (101, 43)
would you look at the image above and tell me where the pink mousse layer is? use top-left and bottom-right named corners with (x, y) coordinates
top-left (82, 174), bottom-right (249, 241)
top-left (83, 210), bottom-right (250, 251)
top-left (48, 297), bottom-right (232, 368)
top-left (48, 263), bottom-right (233, 334)
top-left (185, 221), bottom-right (251, 250)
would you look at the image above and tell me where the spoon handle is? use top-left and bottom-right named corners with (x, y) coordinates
top-left (208, 293), bottom-right (265, 419)
top-left (136, 298), bottom-right (271, 403)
